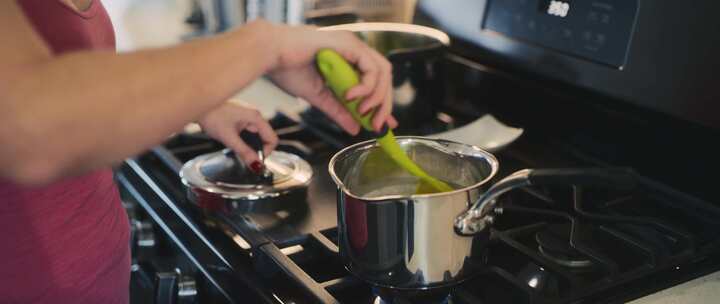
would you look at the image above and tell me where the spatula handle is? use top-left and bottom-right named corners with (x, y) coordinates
top-left (315, 48), bottom-right (376, 133)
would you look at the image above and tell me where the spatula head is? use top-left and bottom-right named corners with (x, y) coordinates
top-left (376, 131), bottom-right (454, 193)
top-left (415, 180), bottom-right (440, 194)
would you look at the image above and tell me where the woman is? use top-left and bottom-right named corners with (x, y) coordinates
top-left (0, 0), bottom-right (396, 303)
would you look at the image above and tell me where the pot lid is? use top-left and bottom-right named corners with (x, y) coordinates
top-left (180, 148), bottom-right (313, 200)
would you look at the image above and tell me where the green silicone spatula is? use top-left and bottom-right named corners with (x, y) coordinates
top-left (316, 49), bottom-right (453, 194)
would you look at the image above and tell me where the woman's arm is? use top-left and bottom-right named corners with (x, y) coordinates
top-left (0, 2), bottom-right (277, 185)
top-left (0, 2), bottom-right (392, 185)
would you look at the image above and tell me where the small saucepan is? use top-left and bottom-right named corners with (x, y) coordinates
top-left (180, 131), bottom-right (313, 215)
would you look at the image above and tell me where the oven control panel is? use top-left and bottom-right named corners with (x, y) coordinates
top-left (483, 0), bottom-right (639, 68)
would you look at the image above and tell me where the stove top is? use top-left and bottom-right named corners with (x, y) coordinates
top-left (117, 55), bottom-right (720, 304)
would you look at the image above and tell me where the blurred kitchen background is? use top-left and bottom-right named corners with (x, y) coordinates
top-left (105, 0), bottom-right (416, 124)
top-left (112, 1), bottom-right (720, 303)
top-left (106, 0), bottom-right (416, 51)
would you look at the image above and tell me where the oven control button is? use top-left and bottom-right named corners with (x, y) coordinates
top-left (601, 13), bottom-right (611, 24)
top-left (596, 33), bottom-right (607, 44)
top-left (528, 20), bottom-right (537, 31)
top-left (588, 11), bottom-right (599, 22)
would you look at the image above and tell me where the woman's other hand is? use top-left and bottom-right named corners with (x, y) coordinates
top-left (198, 103), bottom-right (278, 166)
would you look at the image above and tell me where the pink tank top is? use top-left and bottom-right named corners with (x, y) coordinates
top-left (0, 1), bottom-right (130, 303)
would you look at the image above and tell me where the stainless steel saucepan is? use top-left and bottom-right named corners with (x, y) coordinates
top-left (329, 136), bottom-right (637, 290)
top-left (329, 137), bottom-right (499, 289)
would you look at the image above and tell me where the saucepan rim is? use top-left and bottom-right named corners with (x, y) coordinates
top-left (318, 22), bottom-right (451, 46)
top-left (328, 136), bottom-right (500, 202)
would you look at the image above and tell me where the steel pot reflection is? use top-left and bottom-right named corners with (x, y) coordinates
top-left (328, 137), bottom-right (499, 289)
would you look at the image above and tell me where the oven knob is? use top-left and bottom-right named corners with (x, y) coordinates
top-left (130, 220), bottom-right (156, 262)
top-left (134, 220), bottom-right (156, 249)
top-left (155, 271), bottom-right (178, 304)
top-left (155, 269), bottom-right (198, 304)
top-left (177, 274), bottom-right (198, 304)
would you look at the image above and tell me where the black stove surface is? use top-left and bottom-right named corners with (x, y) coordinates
top-left (118, 55), bottom-right (720, 304)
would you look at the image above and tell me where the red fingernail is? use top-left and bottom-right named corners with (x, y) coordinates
top-left (249, 161), bottom-right (263, 174)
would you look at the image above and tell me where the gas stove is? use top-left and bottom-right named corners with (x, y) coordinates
top-left (119, 1), bottom-right (720, 303)
top-left (118, 57), bottom-right (720, 304)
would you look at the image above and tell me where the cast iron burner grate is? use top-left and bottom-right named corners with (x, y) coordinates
top-left (495, 185), bottom-right (697, 276)
top-left (536, 223), bottom-right (594, 269)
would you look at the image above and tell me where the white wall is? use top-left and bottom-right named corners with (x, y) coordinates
top-left (103, 0), bottom-right (195, 52)
top-left (101, 0), bottom-right (309, 120)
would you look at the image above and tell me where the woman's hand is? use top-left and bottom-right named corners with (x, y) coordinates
top-left (266, 23), bottom-right (398, 134)
top-left (197, 103), bottom-right (278, 166)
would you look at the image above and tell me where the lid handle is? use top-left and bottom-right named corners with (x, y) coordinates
top-left (240, 130), bottom-right (264, 153)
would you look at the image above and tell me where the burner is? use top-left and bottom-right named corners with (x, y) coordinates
top-left (516, 263), bottom-right (561, 296)
top-left (373, 296), bottom-right (453, 304)
top-left (536, 223), bottom-right (594, 269)
top-left (372, 287), bottom-right (452, 304)
top-left (372, 295), bottom-right (452, 304)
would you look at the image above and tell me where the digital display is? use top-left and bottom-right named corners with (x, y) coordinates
top-left (484, 0), bottom-right (638, 68)
top-left (541, 0), bottom-right (571, 18)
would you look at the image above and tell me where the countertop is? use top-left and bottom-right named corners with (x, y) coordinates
top-left (629, 271), bottom-right (720, 304)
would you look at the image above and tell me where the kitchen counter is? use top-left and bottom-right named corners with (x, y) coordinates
top-left (629, 271), bottom-right (720, 304)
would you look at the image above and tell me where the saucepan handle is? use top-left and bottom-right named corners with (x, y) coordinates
top-left (527, 168), bottom-right (636, 190)
top-left (454, 167), bottom-right (637, 236)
